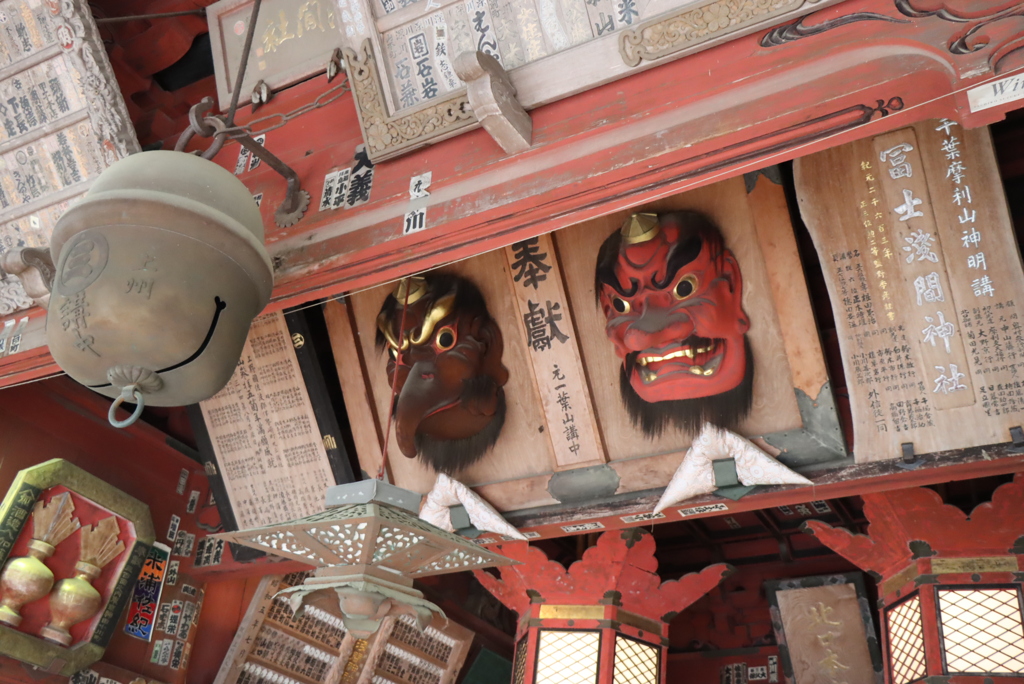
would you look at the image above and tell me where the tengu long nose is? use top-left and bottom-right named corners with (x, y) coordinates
top-left (394, 360), bottom-right (442, 458)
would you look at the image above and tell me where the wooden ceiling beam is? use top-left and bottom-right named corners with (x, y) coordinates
top-left (505, 443), bottom-right (1024, 540)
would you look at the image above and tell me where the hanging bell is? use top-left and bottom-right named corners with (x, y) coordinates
top-left (46, 150), bottom-right (273, 427)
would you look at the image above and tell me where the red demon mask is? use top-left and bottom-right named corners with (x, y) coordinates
top-left (595, 212), bottom-right (752, 431)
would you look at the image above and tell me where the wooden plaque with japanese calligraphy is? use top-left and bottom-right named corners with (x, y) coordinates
top-left (795, 120), bottom-right (1024, 463)
top-left (196, 312), bottom-right (339, 529)
top-left (331, 0), bottom-right (845, 161)
top-left (206, 0), bottom-right (345, 109)
top-left (213, 572), bottom-right (474, 684)
top-left (0, 0), bottom-right (138, 325)
top-left (326, 172), bottom-right (838, 514)
top-left (765, 574), bottom-right (881, 684)
top-left (504, 233), bottom-right (604, 471)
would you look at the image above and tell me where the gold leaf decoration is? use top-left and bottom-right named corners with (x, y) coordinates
top-left (79, 517), bottom-right (125, 569)
top-left (340, 639), bottom-right (370, 684)
top-left (32, 492), bottom-right (81, 546)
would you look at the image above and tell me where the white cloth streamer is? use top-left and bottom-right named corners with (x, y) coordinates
top-left (420, 473), bottom-right (527, 540)
top-left (654, 423), bottom-right (813, 513)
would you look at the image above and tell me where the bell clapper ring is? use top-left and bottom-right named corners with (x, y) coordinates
top-left (108, 384), bottom-right (145, 429)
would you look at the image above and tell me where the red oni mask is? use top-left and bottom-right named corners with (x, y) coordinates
top-left (596, 212), bottom-right (750, 407)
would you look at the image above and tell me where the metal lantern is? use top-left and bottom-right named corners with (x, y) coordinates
top-left (216, 480), bottom-right (516, 638)
top-left (476, 530), bottom-right (733, 684)
top-left (46, 150), bottom-right (273, 426)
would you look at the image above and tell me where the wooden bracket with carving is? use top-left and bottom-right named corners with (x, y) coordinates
top-left (453, 51), bottom-right (532, 155)
top-left (1, 248), bottom-right (55, 309)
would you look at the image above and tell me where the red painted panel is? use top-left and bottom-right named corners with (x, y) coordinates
top-left (0, 378), bottom-right (207, 679)
top-left (187, 576), bottom-right (264, 684)
top-left (7, 485), bottom-right (138, 647)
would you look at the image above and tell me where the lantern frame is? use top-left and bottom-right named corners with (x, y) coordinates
top-left (214, 480), bottom-right (517, 637)
top-left (933, 584), bottom-right (1024, 677)
top-left (512, 618), bottom-right (663, 684)
top-left (880, 579), bottom-right (1024, 680)
top-left (476, 530), bottom-right (729, 684)
top-left (511, 611), bottom-right (665, 684)
top-left (884, 591), bottom-right (928, 684)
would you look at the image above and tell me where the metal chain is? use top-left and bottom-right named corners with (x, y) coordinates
top-left (218, 78), bottom-right (351, 140)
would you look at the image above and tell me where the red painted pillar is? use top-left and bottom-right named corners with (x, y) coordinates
top-left (598, 624), bottom-right (617, 684)
top-left (474, 529), bottom-right (731, 684)
top-left (916, 586), bottom-right (945, 678)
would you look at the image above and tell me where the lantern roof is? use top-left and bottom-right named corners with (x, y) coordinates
top-left (805, 474), bottom-right (1024, 580)
top-left (476, 528), bottom-right (731, 620)
top-left (215, 481), bottom-right (517, 578)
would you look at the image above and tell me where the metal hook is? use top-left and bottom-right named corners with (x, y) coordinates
top-left (189, 97), bottom-right (219, 136)
top-left (175, 96), bottom-right (310, 227)
top-left (174, 106), bottom-right (228, 160)
top-left (172, 0), bottom-right (307, 228)
top-left (108, 385), bottom-right (145, 429)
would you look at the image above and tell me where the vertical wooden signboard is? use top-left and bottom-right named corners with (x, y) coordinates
top-left (197, 312), bottom-right (339, 529)
top-left (504, 234), bottom-right (604, 470)
top-left (795, 120), bottom-right (1024, 462)
top-left (0, 0), bottom-right (138, 255)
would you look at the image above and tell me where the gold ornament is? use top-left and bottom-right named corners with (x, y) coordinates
top-left (41, 517), bottom-right (124, 645)
top-left (620, 213), bottom-right (660, 244)
top-left (0, 492), bottom-right (80, 627)
top-left (393, 277), bottom-right (428, 306)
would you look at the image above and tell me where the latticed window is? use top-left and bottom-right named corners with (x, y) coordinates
top-left (887, 594), bottom-right (927, 684)
top-left (535, 630), bottom-right (601, 684)
top-left (937, 587), bottom-right (1024, 674)
top-left (613, 636), bottom-right (659, 684)
top-left (513, 636), bottom-right (529, 684)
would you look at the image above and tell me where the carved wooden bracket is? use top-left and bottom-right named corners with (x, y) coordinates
top-left (453, 51), bottom-right (532, 156)
top-left (473, 528), bottom-right (731, 620)
top-left (805, 475), bottom-right (1024, 579)
top-left (0, 277), bottom-right (32, 317)
top-left (1, 248), bottom-right (55, 310)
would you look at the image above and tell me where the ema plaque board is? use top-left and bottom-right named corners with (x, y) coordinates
top-left (0, 0), bottom-right (138, 259)
top-left (796, 120), bottom-right (1024, 463)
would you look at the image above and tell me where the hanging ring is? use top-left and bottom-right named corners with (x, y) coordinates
top-left (174, 112), bottom-right (228, 160)
top-left (108, 385), bottom-right (145, 429)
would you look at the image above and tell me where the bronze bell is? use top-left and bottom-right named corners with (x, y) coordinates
top-left (47, 150), bottom-right (273, 426)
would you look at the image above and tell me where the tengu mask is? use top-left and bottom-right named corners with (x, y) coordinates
top-left (376, 274), bottom-right (509, 474)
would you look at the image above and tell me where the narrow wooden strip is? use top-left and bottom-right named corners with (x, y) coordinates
top-left (213, 575), bottom-right (282, 684)
top-left (747, 172), bottom-right (829, 399)
top-left (323, 298), bottom-right (387, 480)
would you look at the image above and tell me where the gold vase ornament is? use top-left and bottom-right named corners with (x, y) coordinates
top-left (0, 492), bottom-right (80, 627)
top-left (41, 516), bottom-right (124, 645)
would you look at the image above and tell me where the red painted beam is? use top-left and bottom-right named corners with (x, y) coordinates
top-left (183, 0), bottom-right (1024, 312)
top-left (4, 0), bottom-right (1022, 389)
top-left (493, 443), bottom-right (1024, 545)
